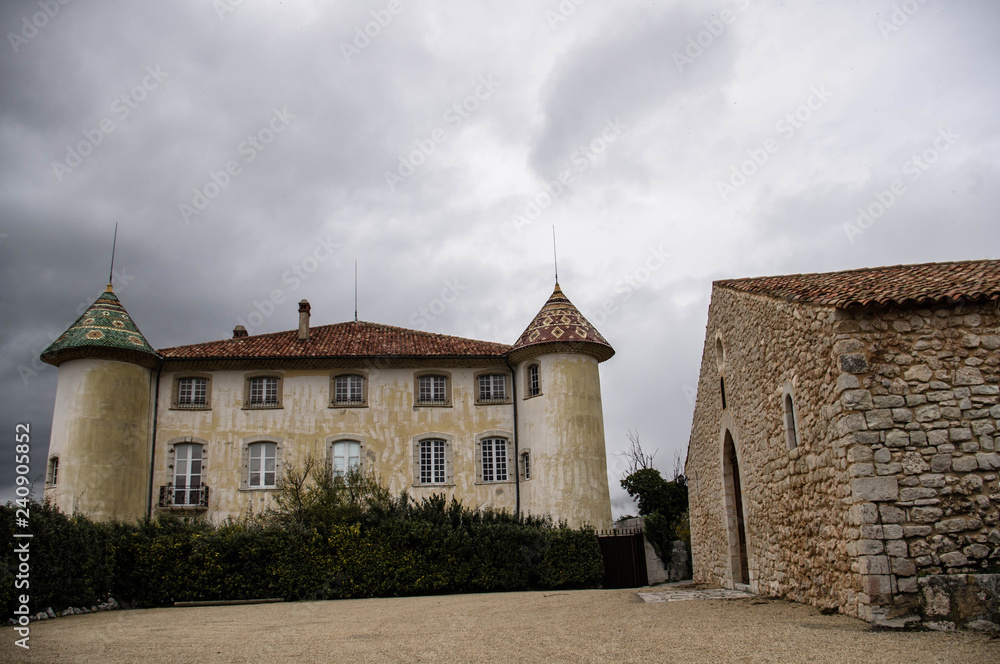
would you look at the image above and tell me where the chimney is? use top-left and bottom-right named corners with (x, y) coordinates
top-left (233, 325), bottom-right (248, 339)
top-left (298, 299), bottom-right (311, 340)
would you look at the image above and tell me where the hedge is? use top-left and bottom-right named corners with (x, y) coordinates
top-left (2, 492), bottom-right (604, 616)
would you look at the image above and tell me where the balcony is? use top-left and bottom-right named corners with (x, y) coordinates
top-left (159, 483), bottom-right (210, 510)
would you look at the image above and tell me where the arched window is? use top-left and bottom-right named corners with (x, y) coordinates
top-left (784, 393), bottom-right (799, 450)
top-left (46, 456), bottom-right (59, 486)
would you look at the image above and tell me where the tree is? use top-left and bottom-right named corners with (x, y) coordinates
top-left (618, 432), bottom-right (689, 560)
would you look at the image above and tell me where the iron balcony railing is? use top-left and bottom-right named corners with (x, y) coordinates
top-left (159, 483), bottom-right (210, 509)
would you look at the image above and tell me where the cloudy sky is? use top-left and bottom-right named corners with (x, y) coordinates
top-left (1, 0), bottom-right (998, 516)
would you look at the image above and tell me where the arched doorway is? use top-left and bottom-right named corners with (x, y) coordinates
top-left (722, 430), bottom-right (749, 585)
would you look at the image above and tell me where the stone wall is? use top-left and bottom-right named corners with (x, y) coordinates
top-left (832, 301), bottom-right (1000, 621)
top-left (686, 287), bottom-right (852, 611)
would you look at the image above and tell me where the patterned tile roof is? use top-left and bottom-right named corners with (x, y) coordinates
top-left (159, 320), bottom-right (511, 360)
top-left (509, 283), bottom-right (614, 362)
top-left (41, 287), bottom-right (159, 367)
top-left (716, 259), bottom-right (1000, 308)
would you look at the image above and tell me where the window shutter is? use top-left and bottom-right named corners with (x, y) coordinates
top-left (445, 440), bottom-right (453, 484)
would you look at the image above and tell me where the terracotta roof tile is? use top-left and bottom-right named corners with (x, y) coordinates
top-left (716, 259), bottom-right (1000, 309)
top-left (159, 321), bottom-right (510, 360)
top-left (510, 283), bottom-right (614, 362)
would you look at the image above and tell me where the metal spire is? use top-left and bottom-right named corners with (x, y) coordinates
top-left (552, 225), bottom-right (559, 284)
top-left (107, 223), bottom-right (118, 292)
top-left (354, 261), bottom-right (358, 323)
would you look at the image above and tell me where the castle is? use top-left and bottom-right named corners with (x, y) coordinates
top-left (41, 280), bottom-right (615, 529)
top-left (686, 259), bottom-right (1000, 623)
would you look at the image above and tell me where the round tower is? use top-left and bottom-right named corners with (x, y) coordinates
top-left (510, 283), bottom-right (614, 529)
top-left (40, 284), bottom-right (159, 521)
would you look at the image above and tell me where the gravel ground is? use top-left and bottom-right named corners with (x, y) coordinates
top-left (3, 588), bottom-right (998, 664)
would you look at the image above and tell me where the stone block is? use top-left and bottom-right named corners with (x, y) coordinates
top-left (863, 574), bottom-right (893, 597)
top-left (959, 441), bottom-right (981, 454)
top-left (866, 410), bottom-right (894, 430)
top-left (971, 420), bottom-right (996, 437)
top-left (939, 551), bottom-right (969, 567)
top-left (964, 544), bottom-right (990, 559)
top-left (891, 408), bottom-right (914, 423)
top-left (876, 462), bottom-right (902, 475)
top-left (873, 447), bottom-right (892, 464)
top-left (955, 367), bottom-right (984, 386)
top-left (903, 525), bottom-right (933, 537)
top-left (849, 502), bottom-right (879, 525)
top-left (951, 456), bottom-right (979, 473)
top-left (879, 505), bottom-right (906, 523)
top-left (849, 463), bottom-right (875, 478)
top-left (930, 454), bottom-right (952, 473)
top-left (834, 338), bottom-right (865, 354)
top-left (891, 557), bottom-right (917, 576)
top-left (842, 389), bottom-right (874, 410)
top-left (886, 540), bottom-right (908, 558)
top-left (936, 518), bottom-right (971, 534)
top-left (885, 430), bottom-right (910, 447)
top-left (977, 453), bottom-right (1000, 470)
top-left (910, 506), bottom-right (944, 523)
top-left (905, 365), bottom-right (934, 382)
top-left (910, 431), bottom-right (928, 446)
top-left (941, 407), bottom-right (962, 420)
top-left (847, 445), bottom-right (874, 463)
top-left (859, 555), bottom-right (889, 574)
top-left (838, 413), bottom-right (868, 435)
top-left (916, 405), bottom-right (942, 422)
top-left (907, 394), bottom-right (928, 406)
top-left (837, 373), bottom-right (861, 392)
top-left (858, 539), bottom-right (884, 555)
top-left (882, 524), bottom-right (904, 540)
top-left (919, 473), bottom-right (945, 488)
top-left (841, 353), bottom-right (869, 374)
top-left (902, 451), bottom-right (930, 475)
top-left (850, 477), bottom-right (899, 502)
top-left (949, 428), bottom-right (973, 443)
top-left (897, 576), bottom-right (918, 594)
top-left (981, 335), bottom-right (1000, 350)
top-left (874, 395), bottom-right (906, 408)
top-left (900, 487), bottom-right (938, 501)
top-left (927, 429), bottom-right (950, 446)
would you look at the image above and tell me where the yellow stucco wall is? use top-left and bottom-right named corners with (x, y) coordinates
top-left (44, 359), bottom-right (152, 521)
top-left (154, 366), bottom-right (519, 520)
top-left (517, 353), bottom-right (612, 529)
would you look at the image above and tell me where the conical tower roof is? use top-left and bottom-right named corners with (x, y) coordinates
top-left (41, 285), bottom-right (159, 368)
top-left (510, 283), bottom-right (614, 362)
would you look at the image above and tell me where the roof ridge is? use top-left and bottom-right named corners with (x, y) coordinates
top-left (716, 258), bottom-right (995, 285)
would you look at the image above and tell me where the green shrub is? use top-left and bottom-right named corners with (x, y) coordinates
top-left (2, 471), bottom-right (605, 617)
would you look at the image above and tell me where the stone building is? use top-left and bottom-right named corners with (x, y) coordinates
top-left (41, 281), bottom-right (614, 529)
top-left (686, 259), bottom-right (1000, 622)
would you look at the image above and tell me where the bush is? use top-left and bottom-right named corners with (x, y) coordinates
top-left (2, 471), bottom-right (604, 617)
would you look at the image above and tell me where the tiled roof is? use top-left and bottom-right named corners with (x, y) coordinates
top-left (716, 259), bottom-right (1000, 308)
top-left (510, 283), bottom-right (614, 362)
top-left (41, 287), bottom-right (159, 367)
top-left (159, 321), bottom-right (511, 360)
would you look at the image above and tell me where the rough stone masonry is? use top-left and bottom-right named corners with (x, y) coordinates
top-left (686, 262), bottom-right (1000, 626)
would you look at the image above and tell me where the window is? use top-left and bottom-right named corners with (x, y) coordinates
top-left (480, 437), bottom-right (509, 482)
top-left (178, 377), bottom-right (207, 406)
top-left (172, 443), bottom-right (204, 506)
top-left (332, 440), bottom-right (361, 476)
top-left (248, 442), bottom-right (277, 488)
top-left (171, 373), bottom-right (212, 409)
top-left (784, 393), bottom-right (799, 450)
top-left (720, 377), bottom-right (727, 410)
top-left (420, 439), bottom-right (447, 484)
top-left (477, 374), bottom-right (507, 404)
top-left (415, 372), bottom-right (450, 406)
top-left (522, 451), bottom-right (531, 481)
top-left (244, 374), bottom-right (282, 409)
top-left (46, 457), bottom-right (58, 486)
top-left (527, 364), bottom-right (540, 397)
top-left (332, 373), bottom-right (366, 407)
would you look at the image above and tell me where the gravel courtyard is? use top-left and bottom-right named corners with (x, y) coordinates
top-left (4, 587), bottom-right (998, 664)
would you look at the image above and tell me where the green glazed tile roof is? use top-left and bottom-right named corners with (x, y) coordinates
top-left (41, 287), bottom-right (159, 366)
